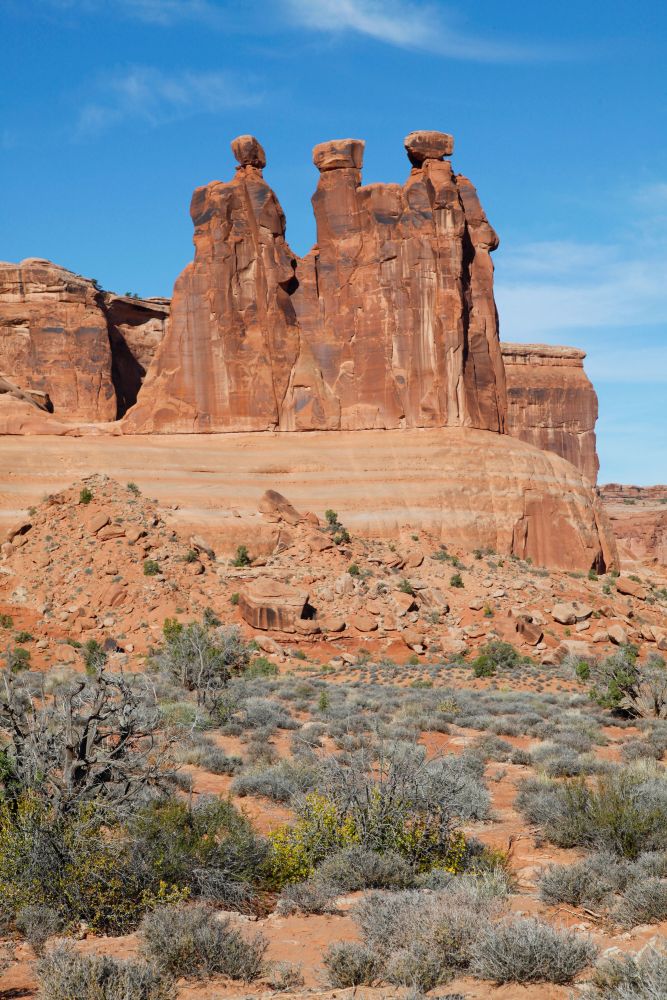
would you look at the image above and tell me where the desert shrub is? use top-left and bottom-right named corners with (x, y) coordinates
top-left (471, 640), bottom-right (524, 678)
top-left (0, 795), bottom-right (186, 934)
top-left (127, 481), bottom-right (141, 495)
top-left (583, 944), bottom-right (667, 998)
top-left (586, 648), bottom-right (667, 719)
top-left (450, 572), bottom-right (464, 588)
top-left (615, 877), bottom-right (667, 927)
top-left (232, 544), bottom-right (251, 567)
top-left (37, 942), bottom-right (175, 999)
top-left (324, 509), bottom-right (350, 545)
top-left (144, 558), bottom-right (160, 576)
top-left (516, 767), bottom-right (667, 858)
top-left (531, 742), bottom-right (600, 778)
top-left (3, 645), bottom-right (31, 672)
top-left (154, 620), bottom-right (250, 707)
top-left (276, 877), bottom-right (338, 914)
top-left (232, 757), bottom-right (317, 803)
top-left (355, 877), bottom-right (507, 977)
top-left (141, 903), bottom-right (267, 982)
top-left (197, 747), bottom-right (242, 775)
top-left (316, 845), bottom-right (413, 891)
top-left (128, 796), bottom-right (267, 908)
top-left (240, 695), bottom-right (298, 731)
top-left (267, 961), bottom-right (305, 990)
top-left (247, 655), bottom-right (278, 678)
top-left (0, 614), bottom-right (13, 629)
top-left (78, 487), bottom-right (93, 505)
top-left (471, 916), bottom-right (596, 984)
top-left (268, 745), bottom-right (482, 885)
top-left (323, 942), bottom-right (383, 987)
top-left (539, 853), bottom-right (629, 908)
top-left (16, 904), bottom-right (64, 955)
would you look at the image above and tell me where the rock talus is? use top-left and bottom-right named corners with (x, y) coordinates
top-left (502, 343), bottom-right (599, 483)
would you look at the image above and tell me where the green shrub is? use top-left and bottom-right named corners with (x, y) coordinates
top-left (450, 572), bottom-right (464, 588)
top-left (127, 481), bottom-right (141, 496)
top-left (0, 614), bottom-right (13, 629)
top-left (324, 509), bottom-right (350, 545)
top-left (143, 559), bottom-right (160, 576)
top-left (232, 545), bottom-right (251, 567)
top-left (4, 645), bottom-right (31, 672)
top-left (79, 487), bottom-right (93, 505)
top-left (348, 563), bottom-right (360, 577)
top-left (247, 656), bottom-right (278, 678)
top-left (141, 903), bottom-right (267, 982)
top-left (13, 630), bottom-right (33, 644)
top-left (471, 640), bottom-right (524, 678)
top-left (154, 619), bottom-right (250, 707)
top-left (230, 592), bottom-right (240, 605)
top-left (128, 796), bottom-right (267, 908)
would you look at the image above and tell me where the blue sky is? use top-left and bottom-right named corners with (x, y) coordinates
top-left (2, 0), bottom-right (666, 484)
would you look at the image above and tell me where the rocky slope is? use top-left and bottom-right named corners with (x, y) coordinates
top-left (124, 131), bottom-right (506, 434)
top-left (0, 259), bottom-right (168, 428)
top-left (0, 478), bottom-right (660, 675)
top-left (502, 342), bottom-right (599, 483)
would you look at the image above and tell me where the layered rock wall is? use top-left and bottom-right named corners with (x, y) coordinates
top-left (0, 259), bottom-right (168, 424)
top-left (125, 131), bottom-right (507, 433)
top-left (502, 343), bottom-right (599, 483)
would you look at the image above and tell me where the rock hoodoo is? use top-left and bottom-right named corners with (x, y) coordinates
top-left (502, 343), bottom-right (599, 483)
top-left (125, 130), bottom-right (506, 433)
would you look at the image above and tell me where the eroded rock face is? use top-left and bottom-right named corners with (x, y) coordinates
top-left (502, 343), bottom-right (599, 483)
top-left (103, 294), bottom-right (170, 418)
top-left (126, 131), bottom-right (506, 434)
top-left (0, 259), bottom-right (116, 421)
top-left (599, 484), bottom-right (667, 567)
top-left (124, 154), bottom-right (300, 432)
top-left (0, 260), bottom-right (169, 424)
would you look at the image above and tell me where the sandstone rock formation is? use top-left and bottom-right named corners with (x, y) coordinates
top-left (103, 293), bottom-right (170, 418)
top-left (0, 259), bottom-right (116, 421)
top-left (0, 259), bottom-right (169, 426)
top-left (600, 484), bottom-right (667, 567)
top-left (502, 343), bottom-right (599, 483)
top-left (125, 131), bottom-right (506, 433)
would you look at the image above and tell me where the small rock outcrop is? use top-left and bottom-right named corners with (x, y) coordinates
top-left (125, 130), bottom-right (507, 433)
top-left (502, 343), bottom-right (599, 483)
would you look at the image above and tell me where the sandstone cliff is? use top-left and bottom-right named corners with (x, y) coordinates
top-left (599, 484), bottom-right (667, 568)
top-left (124, 131), bottom-right (506, 433)
top-left (0, 259), bottom-right (168, 425)
top-left (502, 342), bottom-right (599, 484)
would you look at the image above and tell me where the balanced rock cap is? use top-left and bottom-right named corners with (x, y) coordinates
top-left (404, 130), bottom-right (454, 166)
top-left (231, 134), bottom-right (267, 169)
top-left (313, 138), bottom-right (365, 172)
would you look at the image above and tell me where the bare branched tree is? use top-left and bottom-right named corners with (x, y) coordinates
top-left (153, 621), bottom-right (250, 708)
top-left (0, 667), bottom-right (176, 820)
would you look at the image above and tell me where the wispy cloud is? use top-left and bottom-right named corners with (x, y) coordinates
top-left (76, 66), bottom-right (261, 135)
top-left (283, 0), bottom-right (568, 63)
top-left (495, 235), bottom-right (667, 342)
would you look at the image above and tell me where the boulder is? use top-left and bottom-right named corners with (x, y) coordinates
top-left (608, 623), bottom-right (629, 646)
top-left (516, 618), bottom-right (543, 645)
top-left (258, 490), bottom-right (303, 525)
top-left (238, 578), bottom-right (311, 632)
top-left (616, 576), bottom-right (648, 600)
top-left (404, 130), bottom-right (454, 165)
